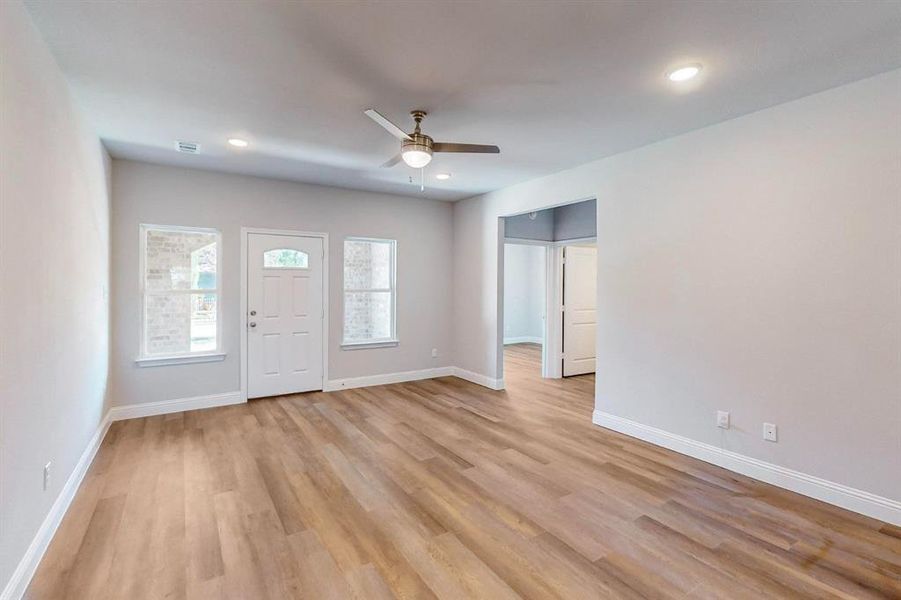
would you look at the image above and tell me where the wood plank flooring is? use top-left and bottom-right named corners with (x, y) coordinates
top-left (27, 343), bottom-right (901, 598)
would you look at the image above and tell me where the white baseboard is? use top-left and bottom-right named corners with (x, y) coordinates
top-left (1, 412), bottom-right (112, 600)
top-left (592, 410), bottom-right (901, 526)
top-left (325, 366), bottom-right (507, 392)
top-left (325, 367), bottom-right (455, 391)
top-left (503, 336), bottom-right (543, 345)
top-left (108, 391), bottom-right (245, 421)
top-left (452, 367), bottom-right (505, 391)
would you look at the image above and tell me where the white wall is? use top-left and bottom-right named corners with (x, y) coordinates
top-left (503, 244), bottom-right (545, 344)
top-left (110, 160), bottom-right (453, 406)
top-left (0, 0), bottom-right (111, 591)
top-left (453, 70), bottom-right (901, 503)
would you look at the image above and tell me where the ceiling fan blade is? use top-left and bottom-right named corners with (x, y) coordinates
top-left (380, 153), bottom-right (402, 168)
top-left (364, 109), bottom-right (412, 141)
top-left (433, 142), bottom-right (500, 154)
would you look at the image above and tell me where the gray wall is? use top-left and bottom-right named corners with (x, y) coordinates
top-left (503, 199), bottom-right (597, 242)
top-left (503, 209), bottom-right (554, 240)
top-left (0, 1), bottom-right (111, 589)
top-left (111, 160), bottom-right (454, 406)
top-left (453, 69), bottom-right (901, 503)
top-left (554, 199), bottom-right (596, 241)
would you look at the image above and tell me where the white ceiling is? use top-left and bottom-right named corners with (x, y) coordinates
top-left (24, 1), bottom-right (901, 201)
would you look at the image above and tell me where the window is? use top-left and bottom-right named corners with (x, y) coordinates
top-left (139, 225), bottom-right (222, 363)
top-left (263, 248), bottom-right (309, 269)
top-left (343, 237), bottom-right (397, 346)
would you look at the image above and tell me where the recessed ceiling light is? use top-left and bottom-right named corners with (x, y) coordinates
top-left (436, 173), bottom-right (451, 180)
top-left (667, 64), bottom-right (701, 82)
top-left (227, 137), bottom-right (249, 148)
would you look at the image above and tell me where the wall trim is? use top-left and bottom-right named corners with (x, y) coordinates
top-left (108, 391), bottom-right (245, 421)
top-left (325, 367), bottom-right (454, 391)
top-left (452, 367), bottom-right (505, 390)
top-left (1, 412), bottom-right (112, 600)
top-left (503, 236), bottom-right (554, 246)
top-left (592, 410), bottom-right (901, 526)
top-left (503, 336), bottom-right (543, 345)
top-left (544, 245), bottom-right (564, 379)
top-left (134, 352), bottom-right (226, 367)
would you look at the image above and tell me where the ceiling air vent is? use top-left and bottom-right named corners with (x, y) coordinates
top-left (175, 140), bottom-right (200, 154)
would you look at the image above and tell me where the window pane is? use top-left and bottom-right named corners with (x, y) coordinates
top-left (191, 243), bottom-right (217, 289)
top-left (144, 292), bottom-right (218, 355)
top-left (145, 229), bottom-right (217, 291)
top-left (190, 293), bottom-right (218, 352)
top-left (344, 291), bottom-right (392, 342)
top-left (263, 249), bottom-right (309, 268)
top-left (344, 239), bottom-right (391, 290)
top-left (145, 293), bottom-right (192, 355)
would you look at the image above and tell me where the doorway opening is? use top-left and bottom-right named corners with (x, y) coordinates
top-left (503, 242), bottom-right (546, 377)
top-left (499, 198), bottom-right (597, 386)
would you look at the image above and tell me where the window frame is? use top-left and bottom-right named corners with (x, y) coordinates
top-left (341, 236), bottom-right (398, 349)
top-left (136, 224), bottom-right (225, 366)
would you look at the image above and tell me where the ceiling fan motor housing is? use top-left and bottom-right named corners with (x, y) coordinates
top-left (401, 109), bottom-right (433, 164)
top-left (402, 132), bottom-right (433, 157)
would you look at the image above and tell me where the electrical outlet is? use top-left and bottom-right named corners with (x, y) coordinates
top-left (763, 423), bottom-right (778, 442)
top-left (717, 411), bottom-right (730, 429)
top-left (43, 462), bottom-right (52, 491)
top-left (431, 348), bottom-right (438, 358)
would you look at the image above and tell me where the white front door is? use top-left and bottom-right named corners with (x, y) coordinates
top-left (562, 245), bottom-right (597, 376)
top-left (247, 233), bottom-right (324, 398)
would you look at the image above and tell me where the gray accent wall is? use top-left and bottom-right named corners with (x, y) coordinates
top-left (503, 208), bottom-right (554, 241)
top-left (554, 199), bottom-right (597, 241)
top-left (503, 199), bottom-right (597, 242)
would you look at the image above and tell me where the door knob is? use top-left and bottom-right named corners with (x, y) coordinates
top-left (249, 322), bottom-right (257, 328)
top-left (250, 310), bottom-right (257, 316)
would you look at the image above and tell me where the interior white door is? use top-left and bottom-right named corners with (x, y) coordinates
top-left (562, 245), bottom-right (597, 376)
top-left (247, 233), bottom-right (323, 398)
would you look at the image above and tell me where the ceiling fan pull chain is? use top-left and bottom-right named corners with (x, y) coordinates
top-left (420, 167), bottom-right (425, 192)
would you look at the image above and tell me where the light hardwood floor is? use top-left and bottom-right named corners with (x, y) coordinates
top-left (27, 343), bottom-right (901, 598)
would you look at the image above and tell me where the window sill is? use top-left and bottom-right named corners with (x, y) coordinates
top-left (135, 352), bottom-right (227, 367)
top-left (340, 340), bottom-right (399, 350)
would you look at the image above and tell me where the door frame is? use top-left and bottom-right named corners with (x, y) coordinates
top-left (240, 227), bottom-right (329, 401)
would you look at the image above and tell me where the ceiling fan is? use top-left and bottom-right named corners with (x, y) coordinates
top-left (364, 109), bottom-right (500, 169)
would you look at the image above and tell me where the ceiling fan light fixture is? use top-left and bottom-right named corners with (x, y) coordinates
top-left (365, 108), bottom-right (499, 170)
top-left (401, 147), bottom-right (432, 168)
